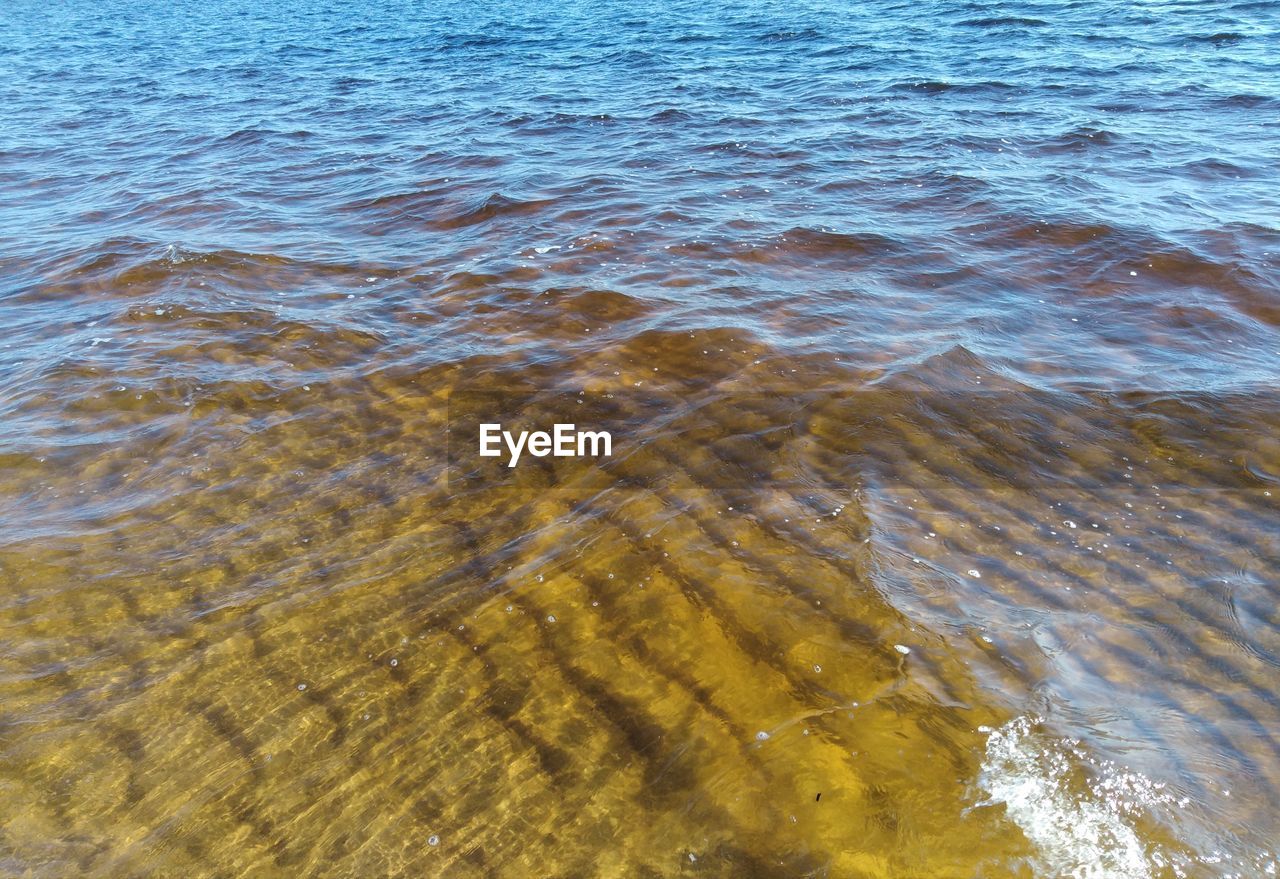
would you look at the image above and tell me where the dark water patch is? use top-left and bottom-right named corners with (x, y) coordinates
top-left (767, 227), bottom-right (905, 261)
top-left (1143, 249), bottom-right (1280, 327)
top-left (887, 79), bottom-right (1018, 95)
top-left (647, 108), bottom-right (693, 123)
top-left (672, 31), bottom-right (718, 43)
top-left (1192, 32), bottom-right (1247, 47)
top-left (332, 76), bottom-right (374, 94)
top-left (1214, 92), bottom-right (1279, 110)
top-left (957, 16), bottom-right (1048, 27)
top-left (545, 111), bottom-right (619, 126)
top-left (543, 287), bottom-right (653, 324)
top-left (993, 218), bottom-right (1139, 252)
top-left (1178, 157), bottom-right (1259, 180)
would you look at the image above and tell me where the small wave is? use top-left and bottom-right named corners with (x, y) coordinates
top-left (333, 76), bottom-right (374, 93)
top-left (545, 111), bottom-right (617, 126)
top-left (543, 287), bottom-right (652, 323)
top-left (1215, 93), bottom-right (1278, 110)
top-left (888, 79), bottom-right (1016, 95)
top-left (1194, 32), bottom-right (1246, 47)
top-left (958, 16), bottom-right (1048, 28)
top-left (275, 42), bottom-right (336, 58)
top-left (1039, 126), bottom-right (1120, 153)
top-left (672, 32), bottom-right (718, 44)
top-left (599, 48), bottom-right (660, 64)
top-left (716, 227), bottom-right (905, 267)
top-left (694, 140), bottom-right (806, 160)
top-left (980, 716), bottom-right (1178, 879)
top-left (160, 243), bottom-right (194, 265)
top-left (436, 32), bottom-right (509, 51)
top-left (773, 227), bottom-right (903, 256)
top-left (1178, 157), bottom-right (1259, 180)
top-left (219, 127), bottom-right (278, 145)
top-left (757, 27), bottom-right (822, 42)
top-left (1145, 248), bottom-right (1280, 327)
top-left (998, 218), bottom-right (1134, 250)
top-left (896, 80), bottom-right (955, 94)
top-left (15, 241), bottom-right (387, 305)
top-left (434, 193), bottom-right (562, 231)
top-left (352, 189), bottom-right (561, 231)
top-left (648, 108), bottom-right (692, 123)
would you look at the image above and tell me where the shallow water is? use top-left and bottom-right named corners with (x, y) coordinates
top-left (1, 0), bottom-right (1278, 876)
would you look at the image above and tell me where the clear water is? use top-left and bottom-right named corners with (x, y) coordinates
top-left (1, 1), bottom-right (1278, 876)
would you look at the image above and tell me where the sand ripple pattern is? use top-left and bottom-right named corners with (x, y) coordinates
top-left (1, 0), bottom-right (1278, 876)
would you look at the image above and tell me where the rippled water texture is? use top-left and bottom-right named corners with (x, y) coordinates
top-left (2, 0), bottom-right (1279, 876)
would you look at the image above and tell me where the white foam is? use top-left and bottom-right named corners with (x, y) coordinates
top-left (979, 716), bottom-right (1166, 879)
